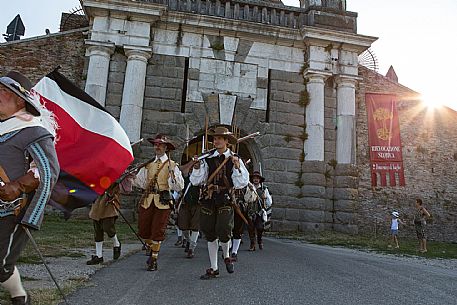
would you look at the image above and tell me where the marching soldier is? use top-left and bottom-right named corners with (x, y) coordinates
top-left (86, 184), bottom-right (122, 265)
top-left (247, 171), bottom-right (272, 251)
top-left (230, 185), bottom-right (249, 261)
top-left (190, 126), bottom-right (249, 279)
top-left (132, 134), bottom-right (184, 271)
top-left (177, 162), bottom-right (201, 258)
top-left (0, 71), bottom-right (60, 305)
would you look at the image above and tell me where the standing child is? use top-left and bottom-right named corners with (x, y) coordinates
top-left (390, 211), bottom-right (403, 249)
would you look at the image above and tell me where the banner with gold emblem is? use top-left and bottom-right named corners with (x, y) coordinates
top-left (366, 93), bottom-right (405, 187)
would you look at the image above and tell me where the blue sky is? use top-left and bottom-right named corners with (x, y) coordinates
top-left (1, 0), bottom-right (456, 109)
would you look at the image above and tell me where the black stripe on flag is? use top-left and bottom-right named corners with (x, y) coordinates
top-left (46, 69), bottom-right (111, 115)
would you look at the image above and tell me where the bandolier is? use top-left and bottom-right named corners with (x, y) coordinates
top-left (133, 134), bottom-right (184, 271)
top-left (190, 126), bottom-right (249, 280)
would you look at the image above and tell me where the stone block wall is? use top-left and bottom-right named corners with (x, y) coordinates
top-left (356, 67), bottom-right (457, 241)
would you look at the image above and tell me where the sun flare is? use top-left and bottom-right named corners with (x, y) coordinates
top-left (421, 95), bottom-right (443, 109)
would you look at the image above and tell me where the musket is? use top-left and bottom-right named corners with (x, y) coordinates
top-left (237, 132), bottom-right (260, 143)
top-left (109, 202), bottom-right (148, 249)
top-left (204, 117), bottom-right (209, 151)
top-left (186, 124), bottom-right (190, 162)
top-left (130, 138), bottom-right (144, 147)
top-left (115, 157), bottom-right (155, 184)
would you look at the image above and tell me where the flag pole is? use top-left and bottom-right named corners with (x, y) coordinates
top-left (23, 227), bottom-right (70, 305)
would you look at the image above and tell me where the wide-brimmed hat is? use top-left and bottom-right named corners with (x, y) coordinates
top-left (208, 126), bottom-right (237, 145)
top-left (0, 71), bottom-right (40, 116)
top-left (147, 134), bottom-right (176, 151)
top-left (250, 171), bottom-right (265, 183)
top-left (392, 211), bottom-right (399, 218)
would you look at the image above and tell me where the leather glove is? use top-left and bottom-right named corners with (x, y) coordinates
top-left (0, 172), bottom-right (39, 202)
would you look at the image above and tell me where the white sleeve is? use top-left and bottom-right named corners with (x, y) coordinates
top-left (169, 165), bottom-right (184, 192)
top-left (190, 160), bottom-right (208, 186)
top-left (232, 159), bottom-right (249, 189)
top-left (133, 167), bottom-right (148, 189)
top-left (264, 187), bottom-right (272, 208)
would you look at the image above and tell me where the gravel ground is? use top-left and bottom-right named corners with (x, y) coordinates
top-left (17, 243), bottom-right (141, 290)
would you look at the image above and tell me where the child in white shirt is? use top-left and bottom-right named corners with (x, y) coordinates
top-left (390, 211), bottom-right (404, 248)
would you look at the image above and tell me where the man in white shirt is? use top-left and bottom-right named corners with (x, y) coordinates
top-left (133, 134), bottom-right (184, 271)
top-left (247, 171), bottom-right (272, 251)
top-left (191, 127), bottom-right (249, 279)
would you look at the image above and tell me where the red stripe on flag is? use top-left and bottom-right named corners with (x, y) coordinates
top-left (39, 95), bottom-right (134, 194)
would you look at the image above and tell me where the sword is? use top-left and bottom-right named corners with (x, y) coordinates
top-left (23, 227), bottom-right (70, 305)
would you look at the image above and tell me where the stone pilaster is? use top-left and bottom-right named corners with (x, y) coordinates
top-left (84, 40), bottom-right (114, 106)
top-left (119, 46), bottom-right (152, 142)
top-left (304, 73), bottom-right (327, 161)
top-left (336, 76), bottom-right (357, 164)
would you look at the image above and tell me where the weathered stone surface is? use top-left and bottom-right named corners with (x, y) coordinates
top-left (334, 211), bottom-right (355, 224)
top-left (334, 199), bottom-right (357, 212)
top-left (333, 188), bottom-right (358, 200)
top-left (334, 176), bottom-right (358, 188)
top-left (301, 185), bottom-right (326, 198)
top-left (333, 224), bottom-right (358, 235)
top-left (271, 220), bottom-right (300, 232)
top-left (302, 161), bottom-right (326, 174)
top-left (285, 208), bottom-right (301, 221)
top-left (298, 222), bottom-right (329, 232)
top-left (301, 173), bottom-right (327, 187)
top-left (299, 209), bottom-right (325, 223)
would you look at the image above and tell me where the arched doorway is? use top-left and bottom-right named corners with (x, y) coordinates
top-left (180, 126), bottom-right (257, 173)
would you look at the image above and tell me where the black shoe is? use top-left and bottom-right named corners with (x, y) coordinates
top-left (147, 257), bottom-right (158, 271)
top-left (86, 255), bottom-right (103, 265)
top-left (224, 257), bottom-right (234, 274)
top-left (184, 241), bottom-right (190, 253)
top-left (113, 243), bottom-right (121, 260)
top-left (11, 293), bottom-right (30, 305)
top-left (258, 242), bottom-right (263, 250)
top-left (231, 252), bottom-right (238, 262)
top-left (174, 237), bottom-right (183, 246)
top-left (186, 248), bottom-right (194, 258)
top-left (200, 268), bottom-right (219, 280)
top-left (181, 239), bottom-right (187, 248)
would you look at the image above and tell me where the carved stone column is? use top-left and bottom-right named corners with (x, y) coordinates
top-left (119, 46), bottom-right (152, 141)
top-left (304, 73), bottom-right (327, 161)
top-left (336, 76), bottom-right (357, 164)
top-left (84, 40), bottom-right (114, 106)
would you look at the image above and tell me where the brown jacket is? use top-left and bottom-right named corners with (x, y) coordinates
top-left (89, 185), bottom-right (120, 221)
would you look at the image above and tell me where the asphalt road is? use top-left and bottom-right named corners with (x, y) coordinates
top-left (63, 237), bottom-right (457, 305)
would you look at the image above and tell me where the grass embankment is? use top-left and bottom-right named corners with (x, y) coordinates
top-left (266, 231), bottom-right (457, 259)
top-left (0, 214), bottom-right (138, 305)
top-left (18, 214), bottom-right (138, 264)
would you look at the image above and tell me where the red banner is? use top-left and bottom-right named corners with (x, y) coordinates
top-left (366, 93), bottom-right (405, 187)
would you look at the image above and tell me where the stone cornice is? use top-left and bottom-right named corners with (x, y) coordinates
top-left (301, 26), bottom-right (377, 53)
top-left (83, 0), bottom-right (167, 21)
top-left (304, 69), bottom-right (332, 78)
top-left (335, 74), bottom-right (363, 85)
top-left (163, 11), bottom-right (304, 45)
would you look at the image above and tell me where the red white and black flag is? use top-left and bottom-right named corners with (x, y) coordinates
top-left (33, 70), bottom-right (134, 218)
